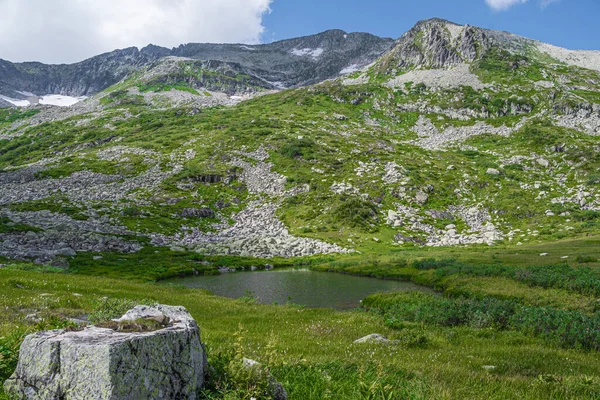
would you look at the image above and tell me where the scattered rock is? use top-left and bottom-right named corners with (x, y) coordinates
top-left (537, 158), bottom-right (550, 168)
top-left (415, 190), bottom-right (429, 205)
top-left (180, 208), bottom-right (215, 219)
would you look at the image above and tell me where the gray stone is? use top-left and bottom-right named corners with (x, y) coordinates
top-left (486, 168), bottom-right (500, 175)
top-left (4, 305), bottom-right (207, 400)
top-left (242, 358), bottom-right (288, 400)
top-left (354, 334), bottom-right (395, 344)
top-left (415, 190), bottom-right (429, 205)
top-left (536, 158), bottom-right (550, 168)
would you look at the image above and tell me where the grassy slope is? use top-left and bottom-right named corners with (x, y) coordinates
top-left (2, 42), bottom-right (600, 399)
top-left (2, 269), bottom-right (600, 399)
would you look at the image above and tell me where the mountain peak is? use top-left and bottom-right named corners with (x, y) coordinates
top-left (376, 18), bottom-right (533, 73)
top-left (414, 17), bottom-right (462, 27)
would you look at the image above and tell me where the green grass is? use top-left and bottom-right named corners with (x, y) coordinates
top-left (0, 108), bottom-right (40, 127)
top-left (0, 217), bottom-right (40, 234)
top-left (2, 268), bottom-right (600, 399)
top-left (68, 246), bottom-right (298, 282)
top-left (139, 81), bottom-right (200, 95)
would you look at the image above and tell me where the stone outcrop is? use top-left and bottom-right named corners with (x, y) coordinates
top-left (354, 334), bottom-right (395, 344)
top-left (4, 305), bottom-right (207, 400)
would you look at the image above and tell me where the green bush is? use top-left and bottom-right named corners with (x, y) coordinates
top-left (279, 138), bottom-right (316, 159)
top-left (332, 197), bottom-right (379, 232)
top-left (88, 297), bottom-right (154, 324)
top-left (366, 292), bottom-right (600, 351)
top-left (412, 258), bottom-right (459, 271)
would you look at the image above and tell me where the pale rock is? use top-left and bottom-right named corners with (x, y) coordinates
top-left (4, 305), bottom-right (207, 400)
top-left (354, 334), bottom-right (394, 344)
top-left (536, 158), bottom-right (550, 168)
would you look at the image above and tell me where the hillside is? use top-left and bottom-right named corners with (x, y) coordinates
top-left (2, 17), bottom-right (600, 400)
top-left (0, 18), bottom-right (599, 268)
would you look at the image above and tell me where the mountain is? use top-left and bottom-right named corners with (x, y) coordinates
top-left (0, 18), bottom-right (599, 266)
top-left (0, 30), bottom-right (394, 104)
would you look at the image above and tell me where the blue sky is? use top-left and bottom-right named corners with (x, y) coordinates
top-left (262, 0), bottom-right (600, 50)
top-left (1, 0), bottom-right (598, 64)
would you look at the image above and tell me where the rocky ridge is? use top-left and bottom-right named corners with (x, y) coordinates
top-left (0, 30), bottom-right (394, 104)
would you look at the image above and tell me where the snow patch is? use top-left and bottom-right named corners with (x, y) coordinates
top-left (39, 95), bottom-right (86, 107)
top-left (0, 95), bottom-right (30, 107)
top-left (343, 34), bottom-right (348, 39)
top-left (290, 48), bottom-right (324, 59)
top-left (239, 45), bottom-right (255, 51)
top-left (16, 90), bottom-right (35, 97)
top-left (340, 64), bottom-right (360, 75)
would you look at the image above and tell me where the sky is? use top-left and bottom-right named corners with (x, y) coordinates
top-left (0, 0), bottom-right (598, 64)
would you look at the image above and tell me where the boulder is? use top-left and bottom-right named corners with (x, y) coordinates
top-left (354, 334), bottom-right (395, 344)
top-left (415, 190), bottom-right (429, 205)
top-left (4, 305), bottom-right (207, 400)
top-left (180, 208), bottom-right (215, 218)
top-left (242, 358), bottom-right (288, 400)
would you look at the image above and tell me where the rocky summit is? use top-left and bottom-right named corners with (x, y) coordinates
top-left (0, 18), bottom-right (599, 265)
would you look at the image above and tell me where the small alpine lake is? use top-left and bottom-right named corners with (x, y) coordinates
top-left (161, 269), bottom-right (435, 309)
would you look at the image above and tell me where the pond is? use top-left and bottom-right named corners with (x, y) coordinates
top-left (161, 269), bottom-right (435, 309)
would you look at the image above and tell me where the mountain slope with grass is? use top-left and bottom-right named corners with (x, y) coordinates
top-left (0, 18), bottom-right (599, 268)
top-left (2, 17), bottom-right (600, 400)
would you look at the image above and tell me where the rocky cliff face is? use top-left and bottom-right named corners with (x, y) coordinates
top-left (0, 48), bottom-right (157, 99)
top-left (377, 18), bottom-right (533, 72)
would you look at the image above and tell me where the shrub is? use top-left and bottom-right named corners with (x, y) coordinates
top-left (279, 138), bottom-right (316, 159)
top-left (412, 258), bottom-right (459, 271)
top-left (332, 197), bottom-right (379, 232)
top-left (88, 297), bottom-right (155, 324)
top-left (366, 292), bottom-right (600, 351)
top-left (577, 255), bottom-right (598, 263)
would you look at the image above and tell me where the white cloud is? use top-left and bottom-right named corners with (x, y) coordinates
top-left (485, 0), bottom-right (560, 11)
top-left (0, 0), bottom-right (272, 64)
top-left (485, 0), bottom-right (529, 11)
top-left (541, 0), bottom-right (559, 8)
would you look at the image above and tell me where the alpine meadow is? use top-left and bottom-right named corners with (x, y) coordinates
top-left (1, 15), bottom-right (600, 400)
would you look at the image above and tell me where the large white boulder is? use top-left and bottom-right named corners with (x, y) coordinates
top-left (4, 305), bottom-right (207, 400)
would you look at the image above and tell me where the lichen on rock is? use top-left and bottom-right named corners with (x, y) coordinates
top-left (4, 305), bottom-right (207, 400)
